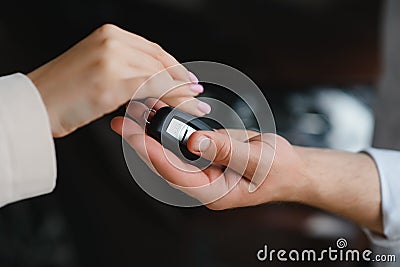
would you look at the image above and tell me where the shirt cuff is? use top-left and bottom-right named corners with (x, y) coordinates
top-left (363, 228), bottom-right (400, 250)
top-left (362, 148), bottom-right (400, 248)
top-left (0, 73), bottom-right (56, 207)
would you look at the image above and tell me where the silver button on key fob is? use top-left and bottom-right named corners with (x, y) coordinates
top-left (145, 106), bottom-right (214, 168)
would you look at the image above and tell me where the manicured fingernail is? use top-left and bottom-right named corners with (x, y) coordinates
top-left (193, 136), bottom-right (210, 153)
top-left (197, 101), bottom-right (211, 114)
top-left (188, 72), bottom-right (199, 84)
top-left (190, 84), bottom-right (204, 93)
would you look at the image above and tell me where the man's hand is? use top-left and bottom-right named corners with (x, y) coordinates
top-left (111, 99), bottom-right (383, 235)
top-left (111, 99), bottom-right (309, 209)
top-left (28, 24), bottom-right (210, 137)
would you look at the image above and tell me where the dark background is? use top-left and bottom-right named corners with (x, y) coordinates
top-left (0, 0), bottom-right (383, 266)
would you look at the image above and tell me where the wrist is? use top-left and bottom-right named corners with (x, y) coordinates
top-left (294, 147), bottom-right (383, 233)
top-left (27, 71), bottom-right (64, 137)
top-left (293, 146), bottom-right (330, 205)
top-left (281, 146), bottom-right (321, 204)
top-left (264, 143), bottom-right (317, 204)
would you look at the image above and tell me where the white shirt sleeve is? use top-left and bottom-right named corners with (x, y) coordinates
top-left (0, 73), bottom-right (56, 207)
top-left (363, 148), bottom-right (400, 249)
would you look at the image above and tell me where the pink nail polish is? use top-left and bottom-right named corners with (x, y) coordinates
top-left (197, 101), bottom-right (211, 114)
top-left (188, 72), bottom-right (199, 84)
top-left (190, 84), bottom-right (204, 93)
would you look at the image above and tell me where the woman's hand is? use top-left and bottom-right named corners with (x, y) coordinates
top-left (28, 24), bottom-right (209, 137)
top-left (111, 99), bottom-right (383, 234)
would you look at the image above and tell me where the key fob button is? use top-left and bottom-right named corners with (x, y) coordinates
top-left (166, 118), bottom-right (187, 141)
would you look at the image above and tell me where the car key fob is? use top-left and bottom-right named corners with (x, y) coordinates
top-left (145, 106), bottom-right (214, 168)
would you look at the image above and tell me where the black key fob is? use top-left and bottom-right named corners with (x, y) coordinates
top-left (145, 106), bottom-right (214, 168)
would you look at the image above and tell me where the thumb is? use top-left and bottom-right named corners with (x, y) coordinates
top-left (187, 131), bottom-right (255, 179)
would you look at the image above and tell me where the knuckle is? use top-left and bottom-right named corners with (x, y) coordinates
top-left (96, 24), bottom-right (119, 38)
top-left (100, 37), bottom-right (120, 53)
top-left (217, 137), bottom-right (232, 163)
top-left (156, 61), bottom-right (165, 71)
top-left (151, 42), bottom-right (166, 59)
top-left (152, 61), bottom-right (165, 74)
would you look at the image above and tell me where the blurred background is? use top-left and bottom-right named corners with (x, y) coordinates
top-left (0, 0), bottom-right (395, 266)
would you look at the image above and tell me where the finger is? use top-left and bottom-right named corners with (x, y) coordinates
top-left (114, 46), bottom-right (165, 79)
top-left (122, 66), bottom-right (173, 100)
top-left (146, 93), bottom-right (211, 118)
top-left (160, 96), bottom-right (211, 117)
top-left (109, 25), bottom-right (192, 82)
top-left (214, 131), bottom-right (275, 192)
top-left (112, 45), bottom-right (198, 98)
top-left (161, 80), bottom-right (204, 98)
top-left (110, 116), bottom-right (124, 135)
top-left (111, 114), bottom-right (209, 187)
top-left (111, 116), bottom-right (163, 175)
top-left (187, 130), bottom-right (262, 181)
top-left (127, 131), bottom-right (230, 204)
top-left (122, 129), bottom-right (211, 188)
top-left (128, 38), bottom-right (191, 82)
top-left (144, 98), bottom-right (168, 110)
top-left (136, 43), bottom-right (191, 82)
top-left (217, 129), bottom-right (260, 142)
top-left (112, 114), bottom-right (229, 201)
top-left (125, 72), bottom-right (200, 101)
top-left (122, 49), bottom-right (203, 98)
top-left (160, 61), bottom-right (192, 83)
top-left (245, 141), bottom-right (275, 192)
top-left (111, 116), bottom-right (143, 136)
top-left (125, 101), bottom-right (150, 127)
top-left (188, 71), bottom-right (199, 84)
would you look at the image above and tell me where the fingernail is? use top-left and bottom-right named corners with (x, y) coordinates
top-left (193, 136), bottom-right (211, 153)
top-left (248, 181), bottom-right (260, 193)
top-left (197, 101), bottom-right (211, 114)
top-left (188, 72), bottom-right (199, 84)
top-left (190, 84), bottom-right (204, 93)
